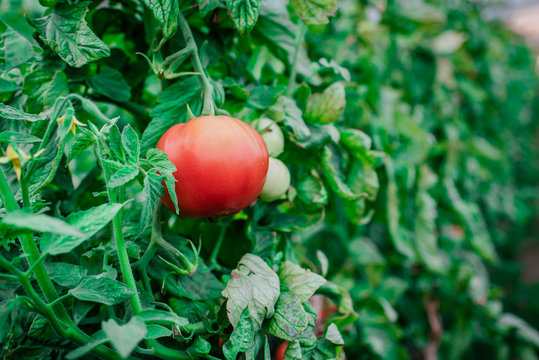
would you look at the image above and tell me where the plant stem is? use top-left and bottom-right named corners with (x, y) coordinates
top-left (287, 22), bottom-right (307, 96)
top-left (98, 145), bottom-right (143, 314)
top-left (178, 12), bottom-right (214, 116)
top-left (0, 167), bottom-right (72, 324)
top-left (209, 224), bottom-right (227, 269)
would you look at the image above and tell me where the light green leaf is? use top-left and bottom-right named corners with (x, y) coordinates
top-left (45, 262), bottom-right (87, 288)
top-left (108, 164), bottom-right (139, 188)
top-left (222, 254), bottom-right (280, 329)
top-left (0, 131), bottom-right (41, 144)
top-left (41, 203), bottom-right (123, 255)
top-left (278, 262), bottom-right (326, 303)
top-left (0, 104), bottom-right (44, 122)
top-left (290, 0), bottom-right (337, 25)
top-left (2, 210), bottom-right (83, 237)
top-left (138, 168), bottom-right (163, 235)
top-left (70, 275), bottom-right (136, 305)
top-left (66, 330), bottom-right (107, 359)
top-left (102, 318), bottom-right (147, 359)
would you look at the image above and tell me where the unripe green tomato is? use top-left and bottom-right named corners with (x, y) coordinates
top-left (252, 118), bottom-right (284, 157)
top-left (259, 158), bottom-right (290, 202)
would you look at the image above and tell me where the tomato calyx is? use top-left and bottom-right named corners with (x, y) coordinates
top-left (158, 238), bottom-right (200, 276)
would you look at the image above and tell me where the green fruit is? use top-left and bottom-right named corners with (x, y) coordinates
top-left (252, 118), bottom-right (284, 157)
top-left (259, 158), bottom-right (290, 202)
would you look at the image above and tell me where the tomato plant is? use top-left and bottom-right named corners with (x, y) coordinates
top-left (157, 115), bottom-right (268, 218)
top-left (0, 0), bottom-right (538, 360)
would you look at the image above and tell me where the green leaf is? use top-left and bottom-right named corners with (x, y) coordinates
top-left (222, 254), bottom-right (280, 329)
top-left (2, 210), bottom-right (83, 237)
top-left (108, 164), bottom-right (139, 188)
top-left (141, 0), bottom-right (180, 39)
top-left (321, 146), bottom-right (358, 200)
top-left (70, 275), bottom-right (137, 305)
top-left (283, 340), bottom-right (302, 359)
top-left (226, 0), bottom-right (261, 36)
top-left (290, 0), bottom-right (337, 25)
top-left (278, 262), bottom-right (326, 303)
top-left (223, 308), bottom-right (257, 360)
top-left (102, 318), bottom-right (147, 359)
top-left (305, 82), bottom-right (345, 124)
top-left (498, 313), bottom-right (539, 348)
top-left (145, 324), bottom-right (172, 340)
top-left (268, 292), bottom-right (308, 341)
top-left (0, 131), bottom-right (41, 144)
top-left (41, 203), bottom-right (123, 255)
top-left (247, 85), bottom-right (284, 109)
top-left (66, 331), bottom-right (107, 359)
top-left (32, 2), bottom-right (111, 68)
top-left (0, 104), bottom-right (44, 122)
top-left (324, 323), bottom-right (344, 345)
top-left (121, 125), bottom-right (140, 164)
top-left (297, 173), bottom-right (328, 207)
top-left (138, 168), bottom-right (163, 235)
top-left (277, 96), bottom-right (311, 142)
top-left (197, 0), bottom-right (221, 17)
top-left (67, 127), bottom-right (96, 164)
top-left (137, 309), bottom-right (189, 328)
top-left (143, 148), bottom-right (178, 214)
top-left (141, 76), bottom-right (201, 154)
top-left (23, 69), bottom-right (69, 113)
top-left (0, 21), bottom-right (35, 70)
top-left (45, 262), bottom-right (87, 288)
top-left (87, 68), bottom-right (131, 102)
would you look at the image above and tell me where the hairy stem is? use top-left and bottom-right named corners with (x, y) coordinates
top-left (178, 12), bottom-right (214, 116)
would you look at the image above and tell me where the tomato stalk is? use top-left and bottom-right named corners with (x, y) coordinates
top-left (178, 12), bottom-right (215, 116)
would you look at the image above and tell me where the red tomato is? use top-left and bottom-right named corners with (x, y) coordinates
top-left (274, 342), bottom-right (288, 360)
top-left (157, 115), bottom-right (269, 218)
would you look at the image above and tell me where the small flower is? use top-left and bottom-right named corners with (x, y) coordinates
top-left (0, 146), bottom-right (47, 181)
top-left (57, 115), bottom-right (86, 135)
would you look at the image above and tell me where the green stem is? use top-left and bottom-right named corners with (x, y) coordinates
top-left (98, 144), bottom-right (143, 314)
top-left (178, 12), bottom-right (214, 116)
top-left (209, 224), bottom-right (227, 269)
top-left (287, 22), bottom-right (307, 96)
top-left (0, 168), bottom-right (72, 324)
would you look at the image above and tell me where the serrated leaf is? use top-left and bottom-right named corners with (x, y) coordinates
top-left (87, 68), bottom-right (131, 102)
top-left (223, 308), bottom-right (257, 360)
top-left (278, 262), bottom-right (326, 303)
top-left (41, 203), bottom-right (123, 255)
top-left (222, 254), bottom-right (280, 329)
top-left (32, 2), bottom-right (110, 68)
top-left (268, 292), bottom-right (308, 341)
top-left (121, 125), bottom-right (140, 164)
top-left (142, 0), bottom-right (180, 38)
top-left (226, 0), bottom-right (261, 36)
top-left (108, 164), bottom-right (139, 188)
top-left (102, 318), bottom-right (147, 359)
top-left (2, 210), bottom-right (83, 237)
top-left (139, 168), bottom-right (163, 235)
top-left (0, 103), bottom-right (44, 122)
top-left (143, 148), bottom-right (178, 214)
top-left (137, 309), bottom-right (189, 328)
top-left (70, 275), bottom-right (136, 305)
top-left (67, 127), bottom-right (96, 164)
top-left (290, 0), bottom-right (337, 25)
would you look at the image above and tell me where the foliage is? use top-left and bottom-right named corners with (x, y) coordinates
top-left (0, 0), bottom-right (538, 359)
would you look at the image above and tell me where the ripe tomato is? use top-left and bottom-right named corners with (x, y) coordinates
top-left (259, 158), bottom-right (290, 202)
top-left (157, 115), bottom-right (269, 218)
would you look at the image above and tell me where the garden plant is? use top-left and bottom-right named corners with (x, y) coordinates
top-left (0, 0), bottom-right (538, 359)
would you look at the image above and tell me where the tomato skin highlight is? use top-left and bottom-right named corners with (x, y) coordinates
top-left (275, 342), bottom-right (288, 360)
top-left (157, 115), bottom-right (269, 218)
